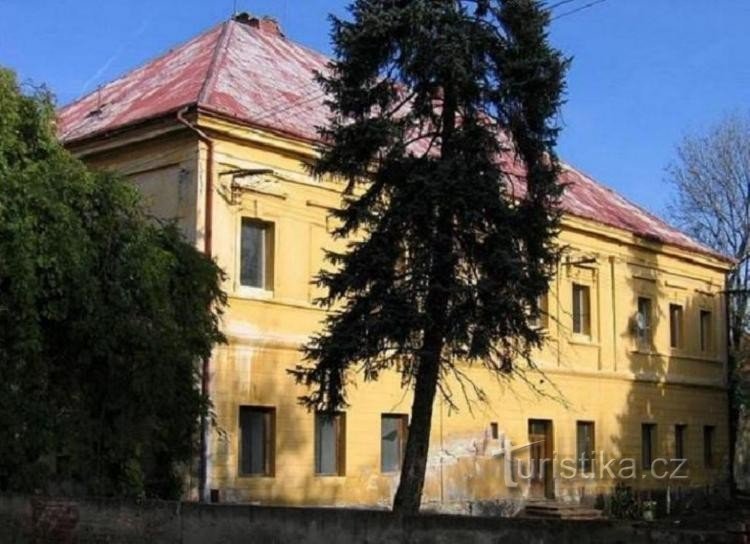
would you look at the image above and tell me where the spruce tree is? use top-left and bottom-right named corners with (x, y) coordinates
top-left (291, 0), bottom-right (568, 514)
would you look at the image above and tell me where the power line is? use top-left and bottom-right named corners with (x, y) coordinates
top-left (551, 0), bottom-right (609, 21)
top-left (251, 90), bottom-right (327, 125)
top-left (545, 0), bottom-right (580, 11)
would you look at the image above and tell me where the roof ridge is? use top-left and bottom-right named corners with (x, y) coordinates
top-left (59, 20), bottom-right (226, 111)
top-left (197, 19), bottom-right (234, 106)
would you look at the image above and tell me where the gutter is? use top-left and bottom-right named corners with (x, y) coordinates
top-left (177, 107), bottom-right (214, 503)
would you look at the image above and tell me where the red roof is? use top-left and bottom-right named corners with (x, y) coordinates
top-left (56, 15), bottom-right (729, 263)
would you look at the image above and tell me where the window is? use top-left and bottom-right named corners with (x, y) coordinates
top-left (675, 424), bottom-right (687, 460)
top-left (239, 406), bottom-right (275, 476)
top-left (490, 422), bottom-right (499, 440)
top-left (641, 423), bottom-right (657, 470)
top-left (240, 218), bottom-right (274, 290)
top-left (572, 284), bottom-right (591, 335)
top-left (315, 412), bottom-right (346, 476)
top-left (576, 421), bottom-right (595, 474)
top-left (704, 425), bottom-right (715, 468)
top-left (636, 297), bottom-right (652, 348)
top-left (700, 310), bottom-right (713, 352)
top-left (381, 414), bottom-right (408, 473)
top-left (669, 304), bottom-right (684, 349)
top-left (529, 293), bottom-right (549, 329)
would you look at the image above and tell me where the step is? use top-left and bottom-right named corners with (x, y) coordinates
top-left (523, 502), bottom-right (604, 520)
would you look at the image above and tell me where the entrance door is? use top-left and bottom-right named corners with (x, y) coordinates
top-left (528, 419), bottom-right (554, 499)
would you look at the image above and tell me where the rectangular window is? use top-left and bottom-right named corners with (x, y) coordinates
top-left (637, 297), bottom-right (652, 348)
top-left (700, 310), bottom-right (713, 352)
top-left (675, 424), bottom-right (687, 460)
top-left (704, 425), bottom-right (715, 468)
top-left (576, 421), bottom-right (595, 474)
top-left (239, 406), bottom-right (275, 476)
top-left (381, 414), bottom-right (408, 473)
top-left (240, 218), bottom-right (274, 289)
top-left (572, 284), bottom-right (591, 335)
top-left (641, 423), bottom-right (656, 470)
top-left (529, 293), bottom-right (549, 329)
top-left (490, 422), bottom-right (499, 440)
top-left (669, 304), bottom-right (684, 349)
top-left (315, 412), bottom-right (345, 476)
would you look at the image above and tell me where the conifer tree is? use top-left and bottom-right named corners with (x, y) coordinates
top-left (291, 0), bottom-right (568, 514)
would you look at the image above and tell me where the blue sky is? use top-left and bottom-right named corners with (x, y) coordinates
top-left (1, 0), bottom-right (749, 215)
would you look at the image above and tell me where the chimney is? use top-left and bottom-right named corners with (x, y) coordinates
top-left (233, 12), bottom-right (284, 36)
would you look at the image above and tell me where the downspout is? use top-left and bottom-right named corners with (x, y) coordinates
top-left (724, 273), bottom-right (736, 497)
top-left (177, 107), bottom-right (214, 502)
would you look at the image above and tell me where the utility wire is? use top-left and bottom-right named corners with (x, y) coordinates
top-left (551, 0), bottom-right (609, 21)
top-left (251, 90), bottom-right (327, 124)
top-left (545, 0), bottom-right (580, 11)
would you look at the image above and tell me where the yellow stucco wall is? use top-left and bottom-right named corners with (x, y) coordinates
top-left (70, 112), bottom-right (731, 508)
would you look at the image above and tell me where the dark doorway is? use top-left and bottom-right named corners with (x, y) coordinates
top-left (528, 419), bottom-right (554, 499)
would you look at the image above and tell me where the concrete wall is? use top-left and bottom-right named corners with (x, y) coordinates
top-left (0, 495), bottom-right (742, 544)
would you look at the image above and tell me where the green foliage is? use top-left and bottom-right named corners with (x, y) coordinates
top-left (0, 68), bottom-right (226, 498)
top-left (292, 0), bottom-right (568, 415)
top-left (608, 482), bottom-right (642, 520)
top-left (290, 0), bottom-right (568, 513)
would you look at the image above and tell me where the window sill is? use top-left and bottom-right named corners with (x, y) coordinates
top-left (569, 336), bottom-right (598, 347)
top-left (234, 287), bottom-right (274, 300)
top-left (237, 474), bottom-right (275, 479)
top-left (314, 474), bottom-right (346, 478)
top-left (630, 349), bottom-right (722, 363)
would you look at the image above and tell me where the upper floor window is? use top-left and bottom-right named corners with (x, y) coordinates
top-left (240, 218), bottom-right (274, 290)
top-left (529, 293), bottom-right (549, 330)
top-left (636, 297), bottom-right (652, 348)
top-left (669, 304), bottom-right (684, 349)
top-left (315, 412), bottom-right (346, 476)
top-left (572, 284), bottom-right (591, 336)
top-left (700, 310), bottom-right (713, 352)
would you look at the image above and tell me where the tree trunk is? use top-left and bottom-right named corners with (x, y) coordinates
top-left (392, 75), bottom-right (458, 517)
top-left (392, 336), bottom-right (442, 515)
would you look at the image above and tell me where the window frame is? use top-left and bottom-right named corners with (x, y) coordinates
top-left (380, 414), bottom-right (409, 474)
top-left (572, 283), bottom-right (591, 336)
top-left (238, 406), bottom-right (276, 477)
top-left (641, 423), bottom-right (657, 472)
top-left (238, 217), bottom-right (275, 295)
top-left (576, 421), bottom-right (595, 475)
top-left (529, 293), bottom-right (549, 330)
top-left (636, 296), bottom-right (653, 350)
top-left (314, 411), bottom-right (346, 476)
top-left (669, 303), bottom-right (684, 350)
top-left (675, 424), bottom-right (687, 461)
top-left (700, 310), bottom-right (713, 353)
top-left (704, 425), bottom-right (715, 468)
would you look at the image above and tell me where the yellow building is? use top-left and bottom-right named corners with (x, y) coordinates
top-left (58, 14), bottom-right (732, 510)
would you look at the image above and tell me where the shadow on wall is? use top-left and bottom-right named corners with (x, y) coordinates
top-left (610, 241), bottom-right (729, 516)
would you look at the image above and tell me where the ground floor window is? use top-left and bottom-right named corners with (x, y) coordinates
top-left (675, 424), bottom-right (687, 461)
top-left (381, 414), bottom-right (408, 473)
top-left (239, 406), bottom-right (275, 476)
top-left (641, 423), bottom-right (657, 471)
top-left (704, 425), bottom-right (715, 468)
top-left (576, 421), bottom-right (595, 474)
top-left (315, 412), bottom-right (346, 476)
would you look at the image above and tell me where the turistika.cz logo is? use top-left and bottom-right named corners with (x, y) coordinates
top-left (498, 437), bottom-right (689, 486)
